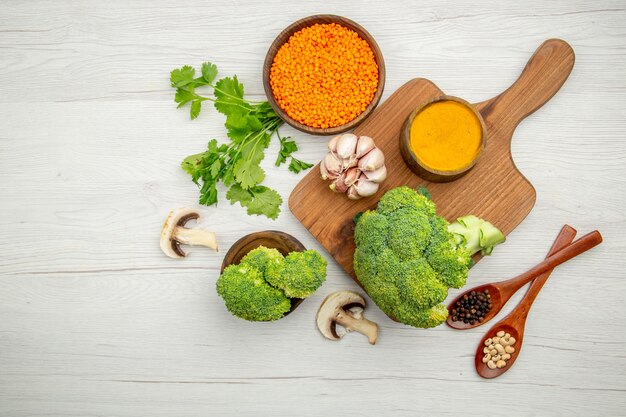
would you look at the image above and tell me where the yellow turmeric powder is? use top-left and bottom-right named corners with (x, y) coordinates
top-left (409, 100), bottom-right (482, 171)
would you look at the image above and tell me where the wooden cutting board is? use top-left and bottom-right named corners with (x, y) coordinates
top-left (289, 39), bottom-right (575, 282)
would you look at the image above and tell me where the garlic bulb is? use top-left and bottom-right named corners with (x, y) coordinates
top-left (320, 134), bottom-right (386, 199)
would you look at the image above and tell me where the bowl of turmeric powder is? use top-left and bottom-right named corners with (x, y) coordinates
top-left (263, 15), bottom-right (385, 135)
top-left (399, 96), bottom-right (486, 182)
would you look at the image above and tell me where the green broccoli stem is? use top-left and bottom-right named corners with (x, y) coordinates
top-left (447, 215), bottom-right (506, 256)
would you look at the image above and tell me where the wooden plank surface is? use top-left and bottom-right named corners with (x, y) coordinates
top-left (1, 1), bottom-right (625, 416)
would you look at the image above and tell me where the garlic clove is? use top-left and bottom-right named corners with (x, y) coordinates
top-left (333, 174), bottom-right (349, 193)
top-left (321, 153), bottom-right (342, 179)
top-left (335, 133), bottom-right (358, 161)
top-left (353, 178), bottom-right (379, 198)
top-left (358, 147), bottom-right (385, 171)
top-left (362, 165), bottom-right (387, 183)
top-left (320, 160), bottom-right (330, 180)
top-left (328, 135), bottom-right (341, 154)
top-left (345, 155), bottom-right (358, 170)
top-left (355, 136), bottom-right (376, 158)
top-left (343, 167), bottom-right (361, 187)
top-left (347, 185), bottom-right (361, 200)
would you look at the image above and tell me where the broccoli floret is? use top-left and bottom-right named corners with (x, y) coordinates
top-left (352, 186), bottom-right (502, 329)
top-left (266, 250), bottom-right (327, 298)
top-left (396, 304), bottom-right (449, 329)
top-left (397, 259), bottom-right (448, 310)
top-left (377, 186), bottom-right (436, 216)
top-left (239, 246), bottom-right (284, 276)
top-left (426, 240), bottom-right (471, 289)
top-left (354, 211), bottom-right (388, 255)
top-left (388, 210), bottom-right (432, 260)
top-left (216, 264), bottom-right (291, 321)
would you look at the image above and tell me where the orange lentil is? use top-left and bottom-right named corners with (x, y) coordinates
top-left (269, 23), bottom-right (379, 129)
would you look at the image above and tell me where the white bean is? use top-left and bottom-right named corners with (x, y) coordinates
top-left (492, 354), bottom-right (501, 361)
top-left (500, 338), bottom-right (510, 347)
top-left (509, 337), bottom-right (516, 345)
top-left (490, 349), bottom-right (497, 356)
top-left (496, 360), bottom-right (506, 368)
top-left (493, 337), bottom-right (500, 344)
top-left (497, 330), bottom-right (505, 337)
top-left (483, 347), bottom-right (490, 354)
top-left (482, 354), bottom-right (491, 363)
top-left (484, 338), bottom-right (493, 346)
top-left (487, 360), bottom-right (497, 369)
top-left (505, 346), bottom-right (515, 354)
top-left (502, 353), bottom-right (511, 361)
top-left (495, 344), bottom-right (505, 354)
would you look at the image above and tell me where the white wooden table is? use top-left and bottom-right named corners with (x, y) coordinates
top-left (1, 1), bottom-right (625, 415)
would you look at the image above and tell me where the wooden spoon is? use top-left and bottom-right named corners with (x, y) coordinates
top-left (474, 225), bottom-right (587, 378)
top-left (447, 226), bottom-right (599, 330)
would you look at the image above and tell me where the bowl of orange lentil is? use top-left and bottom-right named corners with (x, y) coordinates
top-left (263, 15), bottom-right (385, 135)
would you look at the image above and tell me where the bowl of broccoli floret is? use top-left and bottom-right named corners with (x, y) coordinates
top-left (218, 231), bottom-right (327, 321)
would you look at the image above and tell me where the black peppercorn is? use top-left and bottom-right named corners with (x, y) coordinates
top-left (451, 289), bottom-right (493, 324)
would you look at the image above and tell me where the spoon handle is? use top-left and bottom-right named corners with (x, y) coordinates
top-left (508, 230), bottom-right (602, 288)
top-left (508, 225), bottom-right (576, 320)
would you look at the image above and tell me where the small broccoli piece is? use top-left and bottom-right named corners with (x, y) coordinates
top-left (352, 186), bottom-right (504, 329)
top-left (266, 250), bottom-right (327, 298)
top-left (239, 246), bottom-right (284, 276)
top-left (447, 215), bottom-right (506, 256)
top-left (216, 264), bottom-right (291, 321)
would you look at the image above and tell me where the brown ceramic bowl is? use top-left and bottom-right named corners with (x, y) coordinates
top-left (399, 95), bottom-right (486, 183)
top-left (221, 231), bottom-right (306, 316)
top-left (263, 15), bottom-right (385, 135)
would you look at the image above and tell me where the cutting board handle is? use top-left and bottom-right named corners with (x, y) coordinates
top-left (476, 39), bottom-right (575, 129)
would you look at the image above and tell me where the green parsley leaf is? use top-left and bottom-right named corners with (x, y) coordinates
top-left (214, 76), bottom-right (249, 115)
top-left (190, 100), bottom-right (202, 119)
top-left (225, 184), bottom-right (253, 206)
top-left (201, 62), bottom-right (218, 84)
top-left (234, 158), bottom-right (265, 189)
top-left (224, 113), bottom-right (257, 143)
top-left (288, 158), bottom-right (314, 174)
top-left (170, 65), bottom-right (196, 88)
top-left (246, 187), bottom-right (282, 220)
top-left (275, 136), bottom-right (298, 167)
top-left (175, 88), bottom-right (197, 107)
top-left (199, 180), bottom-right (218, 206)
top-left (210, 159), bottom-right (221, 177)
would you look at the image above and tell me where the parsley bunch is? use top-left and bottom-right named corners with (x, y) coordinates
top-left (171, 62), bottom-right (312, 220)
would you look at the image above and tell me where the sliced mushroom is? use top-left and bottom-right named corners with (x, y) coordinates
top-left (316, 291), bottom-right (378, 345)
top-left (160, 207), bottom-right (218, 258)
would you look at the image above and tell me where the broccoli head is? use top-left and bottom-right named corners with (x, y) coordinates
top-left (239, 246), bottom-right (284, 275)
top-left (353, 186), bottom-right (472, 328)
top-left (266, 250), bottom-right (327, 298)
top-left (216, 264), bottom-right (291, 321)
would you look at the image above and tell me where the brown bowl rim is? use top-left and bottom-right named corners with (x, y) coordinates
top-left (220, 230), bottom-right (306, 318)
top-left (263, 14), bottom-right (386, 136)
top-left (399, 95), bottom-right (487, 182)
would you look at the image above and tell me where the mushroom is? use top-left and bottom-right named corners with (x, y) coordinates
top-left (159, 207), bottom-right (218, 258)
top-left (316, 291), bottom-right (379, 345)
